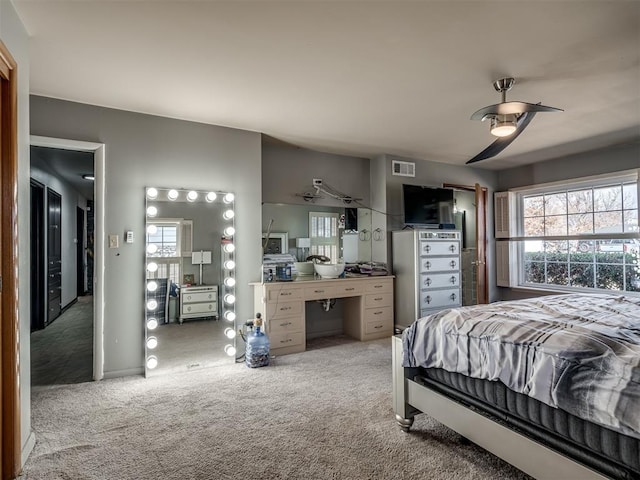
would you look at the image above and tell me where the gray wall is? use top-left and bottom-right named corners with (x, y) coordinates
top-left (262, 141), bottom-right (370, 207)
top-left (2, 0), bottom-right (34, 462)
top-left (30, 95), bottom-right (263, 378)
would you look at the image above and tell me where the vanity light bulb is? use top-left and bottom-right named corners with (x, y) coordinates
top-left (146, 337), bottom-right (158, 349)
top-left (147, 262), bottom-right (158, 273)
top-left (224, 311), bottom-right (236, 322)
top-left (223, 243), bottom-right (235, 253)
top-left (223, 209), bottom-right (235, 220)
top-left (224, 328), bottom-right (237, 339)
top-left (187, 191), bottom-right (198, 202)
top-left (147, 281), bottom-right (158, 292)
top-left (146, 206), bottom-right (158, 217)
top-left (224, 260), bottom-right (235, 270)
top-left (224, 277), bottom-right (236, 287)
top-left (147, 299), bottom-right (158, 311)
top-left (224, 345), bottom-right (237, 357)
top-left (223, 193), bottom-right (235, 204)
top-left (146, 356), bottom-right (158, 369)
top-left (167, 189), bottom-right (179, 201)
top-left (206, 192), bottom-right (217, 203)
top-left (146, 188), bottom-right (158, 199)
top-left (224, 294), bottom-right (236, 305)
top-left (224, 226), bottom-right (235, 237)
top-left (146, 244), bottom-right (158, 255)
top-left (147, 318), bottom-right (159, 330)
top-left (146, 224), bottom-right (158, 235)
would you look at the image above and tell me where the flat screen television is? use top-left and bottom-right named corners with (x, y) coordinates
top-left (402, 184), bottom-right (454, 227)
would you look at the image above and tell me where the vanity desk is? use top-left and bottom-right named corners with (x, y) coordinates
top-left (251, 275), bottom-right (394, 356)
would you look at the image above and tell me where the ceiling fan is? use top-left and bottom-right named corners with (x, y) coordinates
top-left (466, 77), bottom-right (563, 165)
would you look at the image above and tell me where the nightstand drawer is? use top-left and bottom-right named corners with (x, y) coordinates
top-left (266, 300), bottom-right (303, 319)
top-left (304, 285), bottom-right (337, 300)
top-left (364, 292), bottom-right (392, 308)
top-left (183, 291), bottom-right (216, 303)
top-left (182, 301), bottom-right (217, 315)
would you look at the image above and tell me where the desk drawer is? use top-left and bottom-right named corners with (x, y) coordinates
top-left (266, 300), bottom-right (303, 319)
top-left (364, 292), bottom-right (392, 308)
top-left (269, 331), bottom-right (305, 349)
top-left (304, 285), bottom-right (337, 300)
top-left (364, 279), bottom-right (393, 293)
top-left (266, 286), bottom-right (303, 303)
top-left (334, 282), bottom-right (363, 297)
top-left (364, 306), bottom-right (393, 336)
top-left (268, 316), bottom-right (304, 335)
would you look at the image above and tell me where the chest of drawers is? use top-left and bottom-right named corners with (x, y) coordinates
top-left (179, 285), bottom-right (218, 324)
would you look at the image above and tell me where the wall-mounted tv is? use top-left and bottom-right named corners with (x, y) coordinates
top-left (402, 184), bottom-right (454, 227)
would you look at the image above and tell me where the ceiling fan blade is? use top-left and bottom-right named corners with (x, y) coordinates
top-left (471, 102), bottom-right (562, 121)
top-left (466, 112), bottom-right (537, 165)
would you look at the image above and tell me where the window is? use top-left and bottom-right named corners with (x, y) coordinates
top-left (515, 173), bottom-right (639, 293)
top-left (309, 212), bottom-right (340, 262)
top-left (146, 218), bottom-right (192, 285)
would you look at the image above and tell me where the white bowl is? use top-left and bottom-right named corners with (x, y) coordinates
top-left (314, 263), bottom-right (346, 279)
top-left (294, 261), bottom-right (315, 276)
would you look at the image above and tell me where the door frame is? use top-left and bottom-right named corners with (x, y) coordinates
top-left (444, 182), bottom-right (489, 304)
top-left (30, 179), bottom-right (46, 332)
top-left (77, 206), bottom-right (85, 297)
top-left (0, 38), bottom-right (19, 480)
top-left (30, 135), bottom-right (106, 381)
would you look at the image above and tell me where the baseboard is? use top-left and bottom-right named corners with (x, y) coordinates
top-left (306, 328), bottom-right (344, 340)
top-left (102, 367), bottom-right (144, 379)
top-left (60, 297), bottom-right (78, 315)
top-left (21, 431), bottom-right (36, 468)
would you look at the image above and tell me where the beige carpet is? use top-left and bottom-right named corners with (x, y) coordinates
top-left (23, 337), bottom-right (530, 479)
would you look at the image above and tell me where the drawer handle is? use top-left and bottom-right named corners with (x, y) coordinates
top-left (424, 278), bottom-right (432, 286)
top-left (314, 289), bottom-right (325, 293)
top-left (374, 297), bottom-right (383, 301)
top-left (450, 276), bottom-right (457, 284)
top-left (279, 321), bottom-right (292, 327)
top-left (450, 260), bottom-right (457, 268)
top-left (280, 338), bottom-right (293, 344)
top-left (374, 325), bottom-right (383, 329)
top-left (281, 292), bottom-right (292, 296)
top-left (424, 245), bottom-right (431, 253)
top-left (425, 295), bottom-right (432, 304)
top-left (345, 287), bottom-right (355, 291)
top-left (424, 261), bottom-right (431, 270)
top-left (374, 285), bottom-right (383, 288)
top-left (449, 244), bottom-right (456, 252)
top-left (373, 311), bottom-right (383, 315)
top-left (280, 306), bottom-right (292, 311)
top-left (450, 293), bottom-right (457, 301)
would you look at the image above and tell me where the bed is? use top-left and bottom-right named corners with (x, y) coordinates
top-left (392, 293), bottom-right (640, 479)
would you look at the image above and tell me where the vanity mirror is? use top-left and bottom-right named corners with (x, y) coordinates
top-left (145, 187), bottom-right (236, 376)
top-left (262, 203), bottom-right (374, 264)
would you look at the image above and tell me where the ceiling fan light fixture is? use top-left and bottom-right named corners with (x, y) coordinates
top-left (490, 115), bottom-right (517, 137)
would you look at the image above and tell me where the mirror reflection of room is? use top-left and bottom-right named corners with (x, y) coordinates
top-left (144, 187), bottom-right (237, 377)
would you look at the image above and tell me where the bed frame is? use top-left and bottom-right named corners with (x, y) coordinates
top-left (391, 335), bottom-right (608, 480)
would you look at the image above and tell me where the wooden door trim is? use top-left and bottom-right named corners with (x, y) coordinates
top-left (0, 38), bottom-right (20, 479)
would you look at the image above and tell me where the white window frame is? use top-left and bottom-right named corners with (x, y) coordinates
top-left (508, 169), bottom-right (640, 294)
top-left (309, 211), bottom-right (341, 262)
top-left (146, 218), bottom-right (193, 285)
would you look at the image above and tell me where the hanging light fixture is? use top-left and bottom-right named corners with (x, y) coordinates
top-left (490, 114), bottom-right (517, 137)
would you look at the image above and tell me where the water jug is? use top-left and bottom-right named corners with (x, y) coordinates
top-left (245, 313), bottom-right (270, 368)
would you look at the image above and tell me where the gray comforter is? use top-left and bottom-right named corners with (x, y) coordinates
top-left (402, 293), bottom-right (640, 439)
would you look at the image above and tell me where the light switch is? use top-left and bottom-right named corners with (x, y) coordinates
top-left (109, 234), bottom-right (119, 249)
top-left (125, 230), bottom-right (134, 244)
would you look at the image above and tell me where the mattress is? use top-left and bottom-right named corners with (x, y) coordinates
top-left (415, 367), bottom-right (640, 479)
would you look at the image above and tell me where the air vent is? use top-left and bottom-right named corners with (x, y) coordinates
top-left (392, 160), bottom-right (415, 177)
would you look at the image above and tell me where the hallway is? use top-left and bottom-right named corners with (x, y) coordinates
top-left (30, 296), bottom-right (93, 387)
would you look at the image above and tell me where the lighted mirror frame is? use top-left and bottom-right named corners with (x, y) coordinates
top-left (144, 187), bottom-right (236, 375)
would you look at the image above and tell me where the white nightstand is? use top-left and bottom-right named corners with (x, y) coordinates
top-left (179, 285), bottom-right (218, 324)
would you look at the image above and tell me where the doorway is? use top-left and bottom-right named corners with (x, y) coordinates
top-left (76, 206), bottom-right (85, 297)
top-left (30, 180), bottom-right (45, 332)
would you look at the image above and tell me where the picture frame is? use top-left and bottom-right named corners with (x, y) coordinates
top-left (262, 232), bottom-right (289, 255)
top-left (182, 273), bottom-right (195, 286)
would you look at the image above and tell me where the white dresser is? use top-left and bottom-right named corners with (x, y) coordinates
top-left (392, 230), bottom-right (462, 329)
top-left (179, 285), bottom-right (218, 324)
top-left (251, 276), bottom-right (394, 356)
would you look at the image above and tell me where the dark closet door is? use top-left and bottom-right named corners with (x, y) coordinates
top-left (30, 180), bottom-right (45, 331)
top-left (47, 189), bottom-right (62, 324)
top-left (76, 207), bottom-right (85, 296)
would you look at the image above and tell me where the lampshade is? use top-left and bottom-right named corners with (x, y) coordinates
top-left (490, 115), bottom-right (517, 137)
top-left (192, 250), bottom-right (212, 265)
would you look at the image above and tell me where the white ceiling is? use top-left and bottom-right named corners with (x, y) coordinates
top-left (14, 1), bottom-right (640, 170)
